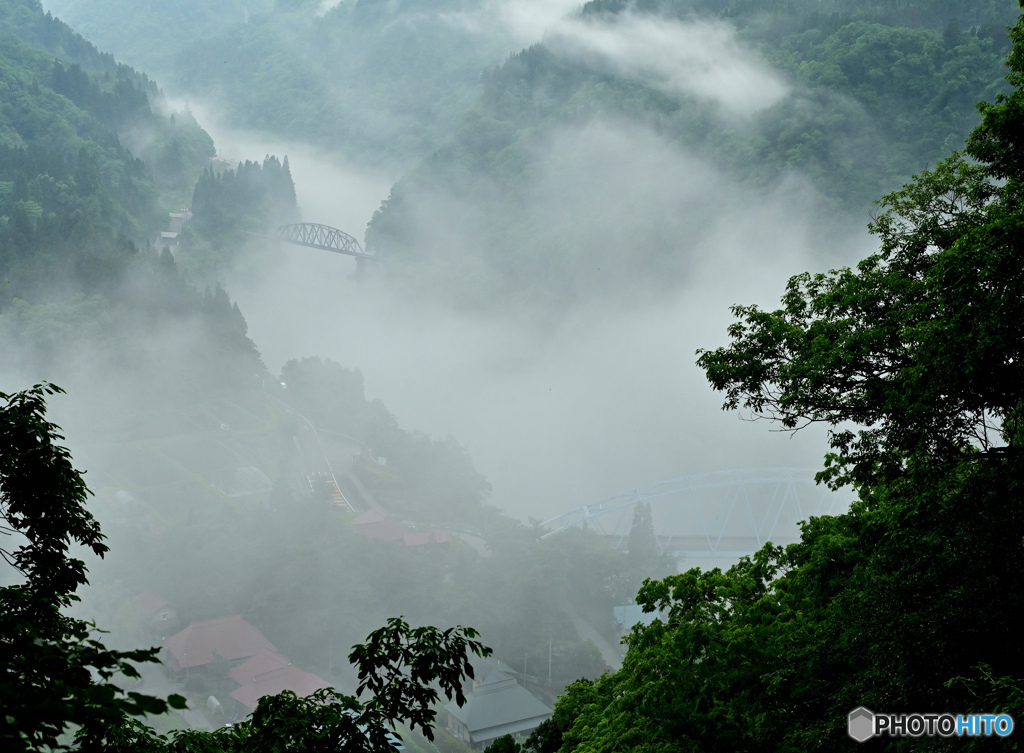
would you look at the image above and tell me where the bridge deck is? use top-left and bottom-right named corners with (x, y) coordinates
top-left (243, 223), bottom-right (377, 260)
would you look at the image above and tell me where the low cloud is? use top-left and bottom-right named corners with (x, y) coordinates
top-left (470, 0), bottom-right (584, 47)
top-left (224, 118), bottom-right (871, 526)
top-left (545, 13), bottom-right (789, 118)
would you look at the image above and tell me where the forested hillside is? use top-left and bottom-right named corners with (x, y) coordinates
top-left (0, 0), bottom-right (260, 396)
top-left (2, 6), bottom-right (637, 747)
top-left (498, 8), bottom-right (1024, 752)
top-left (366, 0), bottom-right (1021, 310)
top-left (1, 0), bottom-right (215, 210)
top-left (39, 0), bottom-right (1023, 315)
top-left (45, 0), bottom-right (528, 170)
top-left (7, 0), bottom-right (1024, 749)
top-left (38, 0), bottom-right (271, 83)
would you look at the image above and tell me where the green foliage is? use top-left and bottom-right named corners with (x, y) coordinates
top-left (176, 155), bottom-right (300, 281)
top-left (0, 0), bottom-right (217, 350)
top-left (77, 622), bottom-right (490, 752)
top-left (0, 1), bottom-right (213, 220)
top-left (189, 156), bottom-right (299, 241)
top-left (486, 734), bottom-right (522, 753)
top-left (40, 0), bottom-right (268, 82)
top-left (35, 0), bottom-right (518, 169)
top-left (0, 383), bottom-right (102, 600)
top-left (0, 384), bottom-right (187, 753)
top-left (166, 0), bottom-right (508, 169)
top-left (697, 126), bottom-right (1022, 491)
top-left (0, 0), bottom-right (157, 89)
top-left (50, 60), bottom-right (150, 131)
top-left (0, 2), bottom-right (259, 394)
top-left (539, 9), bottom-right (1024, 753)
top-left (1, 384), bottom-right (496, 753)
top-left (624, 502), bottom-right (674, 596)
top-left (350, 617), bottom-right (490, 744)
top-left (0, 245), bottom-right (265, 399)
top-left (80, 625), bottom-right (490, 752)
top-left (365, 1), bottom-right (1016, 310)
top-left (520, 678), bottom-right (612, 753)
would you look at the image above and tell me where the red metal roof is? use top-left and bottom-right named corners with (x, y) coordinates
top-left (351, 507), bottom-right (389, 526)
top-left (228, 649), bottom-right (292, 685)
top-left (353, 518), bottom-right (408, 541)
top-left (164, 616), bottom-right (277, 672)
top-left (229, 665), bottom-right (331, 711)
top-left (403, 531), bottom-right (432, 547)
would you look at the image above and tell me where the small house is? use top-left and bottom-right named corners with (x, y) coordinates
top-left (164, 615), bottom-right (277, 677)
top-left (444, 663), bottom-right (552, 749)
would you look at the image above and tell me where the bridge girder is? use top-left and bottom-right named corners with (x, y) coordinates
top-left (540, 468), bottom-right (849, 559)
top-left (274, 223), bottom-right (376, 259)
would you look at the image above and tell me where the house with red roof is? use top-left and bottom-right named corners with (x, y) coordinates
top-left (351, 507), bottom-right (409, 541)
top-left (402, 530), bottom-right (452, 547)
top-left (227, 649), bottom-right (292, 686)
top-left (164, 616), bottom-right (277, 676)
top-left (352, 508), bottom-right (452, 547)
top-left (230, 665), bottom-right (331, 713)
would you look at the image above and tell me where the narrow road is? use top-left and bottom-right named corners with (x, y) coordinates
top-left (565, 603), bottom-right (624, 671)
top-left (264, 388), bottom-right (369, 512)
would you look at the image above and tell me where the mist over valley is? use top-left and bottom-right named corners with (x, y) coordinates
top-left (4, 0), bottom-right (1024, 748)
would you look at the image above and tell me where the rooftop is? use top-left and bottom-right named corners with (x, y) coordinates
top-left (164, 615), bottom-right (277, 671)
top-left (230, 665), bottom-right (331, 711)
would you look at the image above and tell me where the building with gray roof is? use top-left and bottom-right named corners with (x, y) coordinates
top-left (444, 663), bottom-right (553, 749)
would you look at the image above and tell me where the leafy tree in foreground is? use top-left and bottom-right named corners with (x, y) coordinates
top-left (0, 384), bottom-right (491, 752)
top-left (85, 617), bottom-right (490, 752)
top-left (536, 9), bottom-right (1024, 753)
top-left (0, 384), bottom-right (185, 752)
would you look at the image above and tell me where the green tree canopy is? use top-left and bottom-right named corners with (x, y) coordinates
top-left (698, 16), bottom-right (1024, 491)
top-left (0, 384), bottom-right (492, 752)
top-left (0, 384), bottom-right (185, 752)
top-left (536, 9), bottom-right (1024, 753)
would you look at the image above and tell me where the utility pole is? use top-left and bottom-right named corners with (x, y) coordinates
top-left (548, 630), bottom-right (552, 685)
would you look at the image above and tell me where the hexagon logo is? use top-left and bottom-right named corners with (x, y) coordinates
top-left (848, 707), bottom-right (875, 742)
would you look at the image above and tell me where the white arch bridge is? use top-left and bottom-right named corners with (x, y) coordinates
top-left (539, 468), bottom-right (851, 560)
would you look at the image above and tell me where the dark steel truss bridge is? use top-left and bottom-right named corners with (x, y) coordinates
top-left (244, 223), bottom-right (378, 269)
top-left (274, 223), bottom-right (376, 259)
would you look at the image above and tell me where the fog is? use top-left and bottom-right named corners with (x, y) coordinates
top-left (18, 0), bottom-right (881, 529)
top-left (449, 0), bottom-right (584, 48)
top-left (191, 103), bottom-right (871, 523)
top-left (544, 14), bottom-right (790, 117)
top-left (1, 0), bottom-right (926, 730)
top-left (8, 0), bottom-right (1020, 740)
top-left (179, 7), bottom-right (876, 524)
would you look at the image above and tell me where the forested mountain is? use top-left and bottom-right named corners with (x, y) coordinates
top-left (366, 0), bottom-right (1021, 311)
top-left (0, 0), bottom-right (497, 558)
top-left (500, 8), bottom-right (1024, 752)
top-left (7, 0), bottom-right (1024, 749)
top-left (39, 0), bottom-right (1022, 315)
top-left (169, 0), bottom-right (521, 170)
top-left (45, 0), bottom-right (528, 170)
top-left (0, 0), bottom-right (264, 400)
top-left (1, 7), bottom-right (630, 746)
top-left (38, 0), bottom-right (271, 83)
top-left (174, 155), bottom-right (301, 281)
top-left (1, 0), bottom-right (214, 210)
